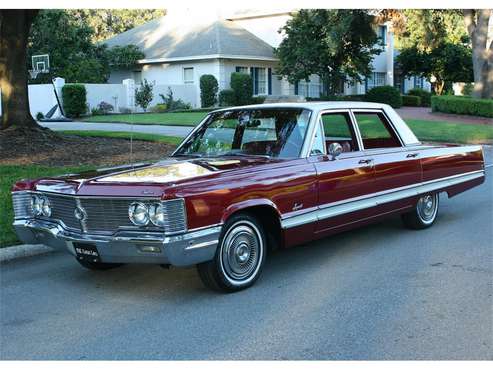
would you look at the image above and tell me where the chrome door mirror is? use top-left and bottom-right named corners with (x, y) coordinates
top-left (328, 142), bottom-right (343, 159)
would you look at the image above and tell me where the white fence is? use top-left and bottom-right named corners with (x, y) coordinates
top-left (26, 78), bottom-right (198, 117)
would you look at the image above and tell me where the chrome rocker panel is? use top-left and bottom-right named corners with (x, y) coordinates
top-left (13, 219), bottom-right (221, 266)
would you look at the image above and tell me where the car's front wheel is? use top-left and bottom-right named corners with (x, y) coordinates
top-left (197, 213), bottom-right (266, 292)
top-left (402, 193), bottom-right (439, 229)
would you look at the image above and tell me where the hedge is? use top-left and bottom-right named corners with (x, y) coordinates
top-left (431, 96), bottom-right (493, 118)
top-left (219, 89), bottom-right (236, 107)
top-left (200, 74), bottom-right (218, 108)
top-left (230, 72), bottom-right (253, 105)
top-left (62, 84), bottom-right (87, 118)
top-left (307, 94), bottom-right (364, 102)
top-left (407, 88), bottom-right (432, 107)
top-left (402, 95), bottom-right (422, 107)
top-left (365, 86), bottom-right (402, 108)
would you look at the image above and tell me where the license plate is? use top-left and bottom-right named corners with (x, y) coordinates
top-left (74, 243), bottom-right (101, 263)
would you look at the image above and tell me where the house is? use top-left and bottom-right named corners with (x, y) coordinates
top-left (104, 8), bottom-right (430, 108)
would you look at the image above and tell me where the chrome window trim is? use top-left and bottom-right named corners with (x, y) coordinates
top-left (280, 169), bottom-right (485, 229)
top-left (350, 108), bottom-right (405, 150)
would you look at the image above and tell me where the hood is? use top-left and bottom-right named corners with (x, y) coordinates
top-left (30, 156), bottom-right (281, 197)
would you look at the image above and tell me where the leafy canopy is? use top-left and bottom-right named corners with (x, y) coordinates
top-left (275, 9), bottom-right (381, 93)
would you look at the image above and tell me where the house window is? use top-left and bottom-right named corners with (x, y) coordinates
top-left (252, 67), bottom-right (268, 95)
top-left (366, 72), bottom-right (386, 91)
top-left (378, 25), bottom-right (387, 46)
top-left (183, 67), bottom-right (194, 84)
top-left (235, 66), bottom-right (249, 74)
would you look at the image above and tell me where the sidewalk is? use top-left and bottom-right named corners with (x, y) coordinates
top-left (396, 107), bottom-right (492, 125)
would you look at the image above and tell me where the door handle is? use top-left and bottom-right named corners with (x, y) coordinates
top-left (358, 159), bottom-right (373, 165)
top-left (406, 153), bottom-right (419, 158)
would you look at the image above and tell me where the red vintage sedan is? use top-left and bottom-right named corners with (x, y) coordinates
top-left (12, 102), bottom-right (485, 292)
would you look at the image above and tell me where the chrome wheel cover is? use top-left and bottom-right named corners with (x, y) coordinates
top-left (219, 221), bottom-right (263, 285)
top-left (417, 194), bottom-right (438, 224)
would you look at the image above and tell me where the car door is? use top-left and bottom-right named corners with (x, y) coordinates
top-left (309, 110), bottom-right (376, 233)
top-left (350, 109), bottom-right (422, 212)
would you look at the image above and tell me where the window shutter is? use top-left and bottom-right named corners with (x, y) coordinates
top-left (236, 66), bottom-right (240, 72)
top-left (268, 68), bottom-right (272, 95)
top-left (253, 68), bottom-right (259, 95)
top-left (294, 81), bottom-right (299, 95)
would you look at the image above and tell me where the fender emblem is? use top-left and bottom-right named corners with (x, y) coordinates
top-left (292, 203), bottom-right (303, 211)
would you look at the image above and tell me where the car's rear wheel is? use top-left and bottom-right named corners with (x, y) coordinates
top-left (197, 213), bottom-right (266, 292)
top-left (76, 259), bottom-right (123, 271)
top-left (402, 193), bottom-right (439, 229)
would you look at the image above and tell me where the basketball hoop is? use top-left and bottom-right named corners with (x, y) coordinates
top-left (29, 69), bottom-right (40, 79)
top-left (29, 54), bottom-right (50, 80)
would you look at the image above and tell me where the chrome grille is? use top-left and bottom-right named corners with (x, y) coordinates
top-left (12, 192), bottom-right (33, 219)
top-left (14, 191), bottom-right (188, 235)
top-left (161, 199), bottom-right (187, 235)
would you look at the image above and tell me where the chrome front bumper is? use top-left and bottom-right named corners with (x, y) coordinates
top-left (13, 219), bottom-right (221, 266)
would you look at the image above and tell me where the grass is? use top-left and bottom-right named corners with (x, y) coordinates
top-left (83, 112), bottom-right (208, 126)
top-left (1, 165), bottom-right (93, 247)
top-left (405, 119), bottom-right (493, 144)
top-left (83, 112), bottom-right (492, 144)
top-left (60, 130), bottom-right (183, 145)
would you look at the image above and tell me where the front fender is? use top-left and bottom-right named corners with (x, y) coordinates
top-left (221, 199), bottom-right (282, 224)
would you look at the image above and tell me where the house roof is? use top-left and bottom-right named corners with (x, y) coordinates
top-left (103, 16), bottom-right (277, 63)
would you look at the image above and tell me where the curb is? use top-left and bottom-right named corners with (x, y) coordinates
top-left (0, 244), bottom-right (55, 263)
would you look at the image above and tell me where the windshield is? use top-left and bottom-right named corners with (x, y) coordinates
top-left (174, 108), bottom-right (312, 158)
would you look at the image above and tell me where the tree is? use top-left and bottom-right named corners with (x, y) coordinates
top-left (397, 43), bottom-right (473, 95)
top-left (106, 45), bottom-right (145, 69)
top-left (275, 9), bottom-right (381, 94)
top-left (135, 79), bottom-right (154, 112)
top-left (68, 9), bottom-right (166, 42)
top-left (0, 9), bottom-right (40, 130)
top-left (463, 10), bottom-right (493, 98)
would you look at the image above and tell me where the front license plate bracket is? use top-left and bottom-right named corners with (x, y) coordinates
top-left (73, 243), bottom-right (101, 263)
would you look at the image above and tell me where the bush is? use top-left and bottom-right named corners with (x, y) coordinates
top-left (230, 72), bottom-right (253, 105)
top-left (97, 101), bottom-right (114, 115)
top-left (402, 95), bottom-right (422, 107)
top-left (62, 84), bottom-right (87, 118)
top-left (150, 103), bottom-right (168, 113)
top-left (35, 112), bottom-right (44, 120)
top-left (159, 88), bottom-right (192, 111)
top-left (135, 79), bottom-right (154, 112)
top-left (219, 89), bottom-right (236, 107)
top-left (119, 107), bottom-right (132, 114)
top-left (250, 96), bottom-right (266, 105)
top-left (307, 94), bottom-right (365, 102)
top-left (200, 74), bottom-right (219, 107)
top-left (365, 86), bottom-right (402, 108)
top-left (431, 96), bottom-right (493, 118)
top-left (407, 88), bottom-right (432, 107)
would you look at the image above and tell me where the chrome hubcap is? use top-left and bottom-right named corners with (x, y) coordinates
top-left (221, 223), bottom-right (261, 282)
top-left (417, 194), bottom-right (437, 222)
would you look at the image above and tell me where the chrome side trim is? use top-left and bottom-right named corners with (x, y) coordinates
top-left (280, 170), bottom-right (484, 229)
top-left (185, 240), bottom-right (219, 250)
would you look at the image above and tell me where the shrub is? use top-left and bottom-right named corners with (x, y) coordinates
top-left (402, 95), bottom-right (422, 107)
top-left (200, 74), bottom-right (219, 107)
top-left (365, 86), bottom-right (402, 108)
top-left (150, 104), bottom-right (168, 113)
top-left (462, 83), bottom-right (474, 96)
top-left (97, 101), bottom-right (114, 115)
top-left (159, 88), bottom-right (192, 111)
top-left (230, 72), bottom-right (253, 105)
top-left (135, 79), bottom-right (154, 112)
top-left (91, 107), bottom-right (101, 116)
top-left (407, 88), bottom-right (432, 107)
top-left (35, 112), bottom-right (44, 120)
top-left (62, 84), bottom-right (87, 118)
top-left (219, 89), bottom-right (236, 107)
top-left (306, 94), bottom-right (365, 102)
top-left (431, 96), bottom-right (493, 118)
top-left (250, 96), bottom-right (266, 105)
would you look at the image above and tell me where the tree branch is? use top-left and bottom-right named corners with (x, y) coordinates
top-left (463, 9), bottom-right (476, 39)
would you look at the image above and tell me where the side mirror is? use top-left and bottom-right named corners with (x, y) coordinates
top-left (328, 142), bottom-right (343, 159)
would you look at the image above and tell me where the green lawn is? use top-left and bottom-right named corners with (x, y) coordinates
top-left (60, 130), bottom-right (183, 145)
top-left (84, 112), bottom-right (208, 126)
top-left (1, 165), bottom-right (93, 247)
top-left (83, 112), bottom-right (493, 144)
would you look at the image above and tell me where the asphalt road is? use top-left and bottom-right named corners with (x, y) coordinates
top-left (1, 172), bottom-right (492, 360)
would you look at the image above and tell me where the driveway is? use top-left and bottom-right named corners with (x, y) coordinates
top-left (1, 170), bottom-right (491, 360)
top-left (40, 121), bottom-right (193, 137)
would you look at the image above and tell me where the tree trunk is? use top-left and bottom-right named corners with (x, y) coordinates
top-left (463, 9), bottom-right (492, 99)
top-left (0, 9), bottom-right (40, 130)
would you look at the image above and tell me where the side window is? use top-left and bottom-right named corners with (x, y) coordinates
top-left (321, 112), bottom-right (358, 153)
top-left (310, 120), bottom-right (325, 156)
top-left (353, 112), bottom-right (401, 149)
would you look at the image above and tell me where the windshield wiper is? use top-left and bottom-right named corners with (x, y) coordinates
top-left (172, 153), bottom-right (204, 158)
top-left (220, 152), bottom-right (271, 159)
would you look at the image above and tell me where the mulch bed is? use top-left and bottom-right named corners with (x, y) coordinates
top-left (0, 127), bottom-right (176, 167)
